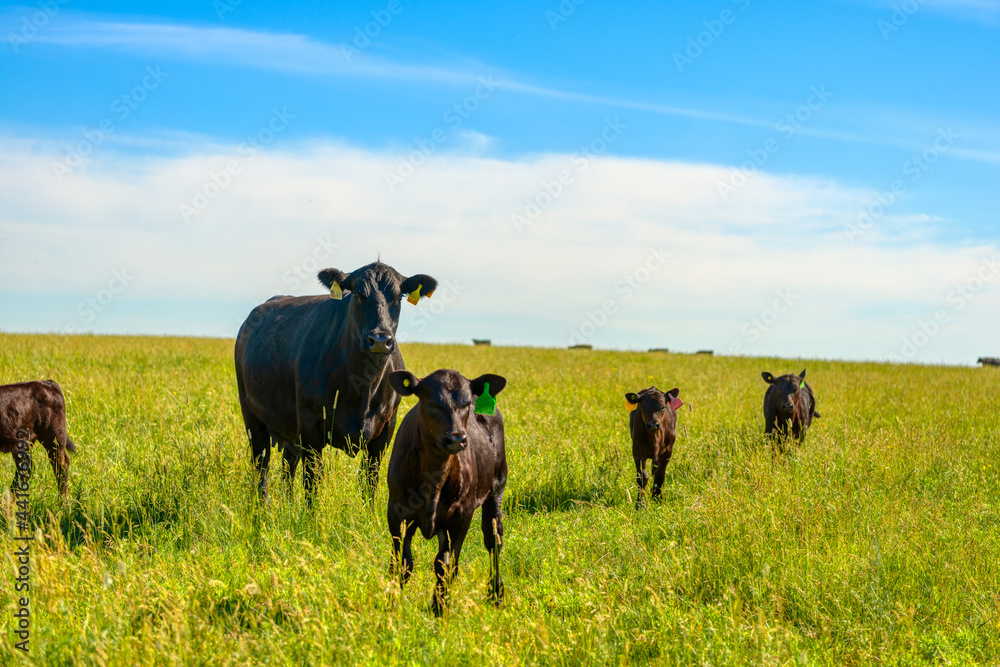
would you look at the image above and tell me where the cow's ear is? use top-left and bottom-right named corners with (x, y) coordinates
top-left (400, 274), bottom-right (438, 304)
top-left (761, 372), bottom-right (775, 384)
top-left (625, 392), bottom-right (640, 411)
top-left (666, 388), bottom-right (680, 398)
top-left (388, 370), bottom-right (420, 397)
top-left (319, 269), bottom-right (352, 299)
top-left (799, 369), bottom-right (806, 380)
top-left (470, 373), bottom-right (506, 397)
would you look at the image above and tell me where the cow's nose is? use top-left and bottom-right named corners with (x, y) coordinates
top-left (443, 432), bottom-right (468, 451)
top-left (646, 422), bottom-right (660, 432)
top-left (366, 333), bottom-right (394, 354)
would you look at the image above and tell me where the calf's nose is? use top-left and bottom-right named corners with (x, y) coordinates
top-left (443, 432), bottom-right (468, 451)
top-left (646, 421), bottom-right (660, 432)
top-left (366, 333), bottom-right (395, 354)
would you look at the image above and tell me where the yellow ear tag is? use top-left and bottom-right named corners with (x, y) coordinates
top-left (402, 378), bottom-right (410, 387)
top-left (407, 284), bottom-right (422, 305)
top-left (330, 282), bottom-right (343, 300)
top-left (626, 398), bottom-right (638, 412)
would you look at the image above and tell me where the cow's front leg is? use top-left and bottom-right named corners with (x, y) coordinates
top-left (362, 414), bottom-right (396, 501)
top-left (431, 520), bottom-right (470, 616)
top-left (388, 504), bottom-right (416, 586)
top-left (634, 456), bottom-right (649, 509)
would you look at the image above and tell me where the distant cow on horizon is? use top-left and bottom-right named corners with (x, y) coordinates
top-left (235, 261), bottom-right (437, 502)
top-left (978, 357), bottom-right (1000, 367)
top-left (0, 380), bottom-right (77, 497)
top-left (761, 369), bottom-right (819, 446)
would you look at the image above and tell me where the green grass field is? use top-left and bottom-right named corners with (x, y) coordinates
top-left (1, 333), bottom-right (998, 665)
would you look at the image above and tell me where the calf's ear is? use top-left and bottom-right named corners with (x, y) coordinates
top-left (319, 269), bottom-right (352, 299)
top-left (761, 372), bottom-right (775, 384)
top-left (799, 369), bottom-right (807, 380)
top-left (470, 373), bottom-right (506, 397)
top-left (400, 274), bottom-right (439, 304)
top-left (388, 370), bottom-right (421, 397)
top-left (666, 388), bottom-right (683, 411)
top-left (625, 392), bottom-right (640, 411)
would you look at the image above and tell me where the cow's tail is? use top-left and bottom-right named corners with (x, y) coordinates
top-left (66, 438), bottom-right (77, 454)
top-left (813, 412), bottom-right (821, 419)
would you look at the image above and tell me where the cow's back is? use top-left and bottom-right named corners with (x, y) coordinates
top-left (235, 295), bottom-right (339, 433)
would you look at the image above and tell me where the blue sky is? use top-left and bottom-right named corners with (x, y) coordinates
top-left (0, 0), bottom-right (998, 363)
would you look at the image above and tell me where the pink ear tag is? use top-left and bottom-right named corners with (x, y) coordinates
top-left (669, 396), bottom-right (684, 411)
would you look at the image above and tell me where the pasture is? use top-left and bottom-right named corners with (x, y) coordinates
top-left (1, 332), bottom-right (998, 665)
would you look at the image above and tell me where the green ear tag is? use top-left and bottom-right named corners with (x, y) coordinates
top-left (474, 382), bottom-right (497, 415)
top-left (799, 380), bottom-right (805, 390)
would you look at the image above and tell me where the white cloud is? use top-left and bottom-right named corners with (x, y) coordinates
top-left (0, 134), bottom-right (996, 364)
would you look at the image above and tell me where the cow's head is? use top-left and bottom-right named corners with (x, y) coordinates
top-left (318, 262), bottom-right (437, 355)
top-left (389, 369), bottom-right (507, 455)
top-left (761, 369), bottom-right (806, 418)
top-left (625, 386), bottom-right (681, 433)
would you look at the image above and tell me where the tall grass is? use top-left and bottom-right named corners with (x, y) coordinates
top-left (1, 333), bottom-right (998, 664)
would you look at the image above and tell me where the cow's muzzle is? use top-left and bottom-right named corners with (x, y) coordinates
top-left (645, 421), bottom-right (660, 433)
top-left (441, 432), bottom-right (468, 454)
top-left (366, 332), bottom-right (395, 354)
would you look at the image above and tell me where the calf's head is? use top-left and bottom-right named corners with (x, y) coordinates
top-left (389, 369), bottom-right (507, 455)
top-left (319, 262), bottom-right (437, 355)
top-left (625, 387), bottom-right (681, 433)
top-left (761, 369), bottom-right (807, 418)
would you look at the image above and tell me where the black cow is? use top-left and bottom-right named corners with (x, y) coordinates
top-left (386, 369), bottom-right (508, 615)
top-left (235, 261), bottom-right (437, 502)
top-left (978, 357), bottom-right (1000, 367)
top-left (761, 369), bottom-right (819, 445)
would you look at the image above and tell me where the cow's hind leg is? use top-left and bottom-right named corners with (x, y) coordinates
top-left (41, 430), bottom-right (70, 498)
top-left (301, 448), bottom-right (324, 507)
top-left (242, 412), bottom-right (271, 500)
top-left (281, 443), bottom-right (300, 495)
top-left (481, 484), bottom-right (505, 605)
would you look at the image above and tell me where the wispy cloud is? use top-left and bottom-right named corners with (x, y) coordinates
top-left (15, 15), bottom-right (1000, 166)
top-left (0, 135), bottom-right (995, 363)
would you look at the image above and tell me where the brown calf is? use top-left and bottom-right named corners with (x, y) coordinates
top-left (386, 369), bottom-right (507, 615)
top-left (626, 386), bottom-right (682, 506)
top-left (761, 369), bottom-right (819, 446)
top-left (0, 381), bottom-right (76, 497)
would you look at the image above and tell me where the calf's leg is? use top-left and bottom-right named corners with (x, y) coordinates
top-left (432, 519), bottom-right (470, 616)
top-left (481, 487), bottom-right (505, 605)
top-left (634, 456), bottom-right (649, 508)
top-left (388, 506), bottom-right (417, 585)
